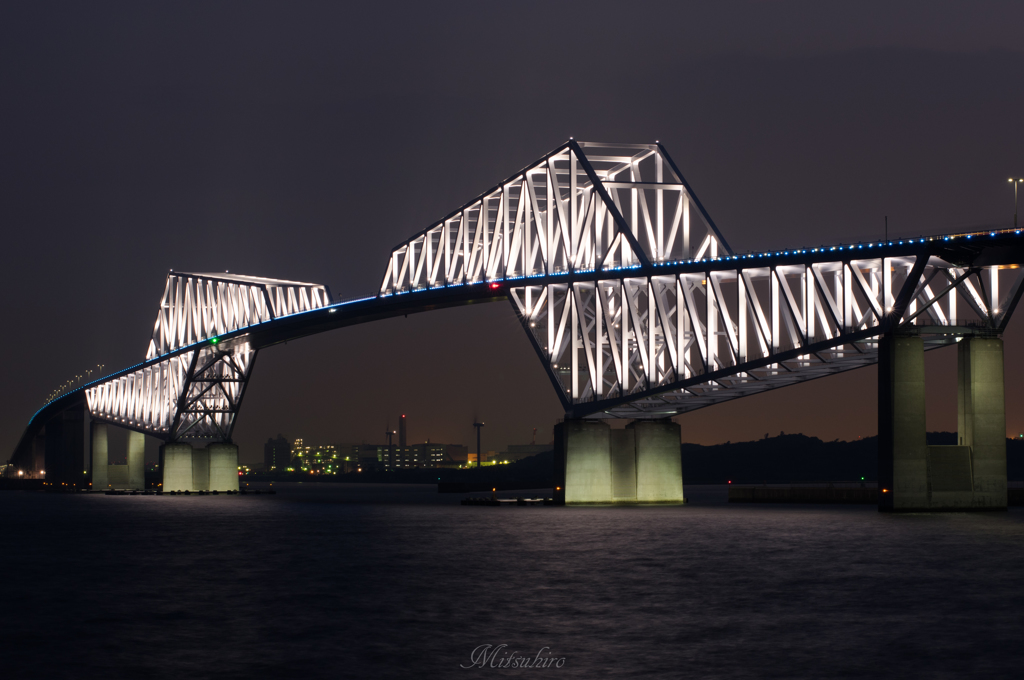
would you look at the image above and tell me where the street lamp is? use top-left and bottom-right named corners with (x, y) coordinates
top-left (1011, 179), bottom-right (1023, 229)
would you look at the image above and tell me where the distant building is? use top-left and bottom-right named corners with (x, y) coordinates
top-left (264, 434), bottom-right (291, 472)
top-left (352, 444), bottom-right (386, 472)
top-left (351, 442), bottom-right (464, 470)
top-left (293, 441), bottom-right (345, 474)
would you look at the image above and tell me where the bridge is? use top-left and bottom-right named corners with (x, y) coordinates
top-left (8, 141), bottom-right (1024, 510)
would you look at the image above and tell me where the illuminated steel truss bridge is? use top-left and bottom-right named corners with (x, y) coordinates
top-left (11, 140), bottom-right (1024, 466)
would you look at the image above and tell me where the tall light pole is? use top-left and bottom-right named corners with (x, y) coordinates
top-left (1011, 179), bottom-right (1023, 229)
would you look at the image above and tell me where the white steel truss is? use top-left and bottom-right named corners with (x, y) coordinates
top-left (148, 272), bottom-right (332, 358)
top-left (505, 254), bottom-right (1023, 418)
top-left (86, 272), bottom-right (330, 441)
top-left (380, 141), bottom-right (730, 295)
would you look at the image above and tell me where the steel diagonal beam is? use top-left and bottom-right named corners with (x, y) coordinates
top-left (650, 278), bottom-right (679, 370)
top-left (566, 325), bottom-right (885, 418)
top-left (167, 349), bottom-right (200, 441)
top-left (654, 142), bottom-right (733, 256)
top-left (849, 262), bottom-right (883, 320)
top-left (709, 273), bottom-right (739, 359)
top-left (997, 268), bottom-right (1024, 330)
top-left (886, 255), bottom-right (929, 330)
top-left (775, 268), bottom-right (807, 345)
top-left (900, 268), bottom-right (972, 326)
top-left (506, 293), bottom-right (572, 412)
top-left (571, 285), bottom-right (598, 397)
top-left (950, 269), bottom-right (990, 321)
top-left (568, 140), bottom-right (652, 268)
top-left (596, 283), bottom-right (624, 385)
top-left (811, 265), bottom-right (842, 330)
top-left (679, 276), bottom-right (708, 370)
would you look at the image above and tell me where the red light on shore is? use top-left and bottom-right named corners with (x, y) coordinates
top-left (728, 480), bottom-right (732, 484)
top-left (489, 282), bottom-right (501, 289)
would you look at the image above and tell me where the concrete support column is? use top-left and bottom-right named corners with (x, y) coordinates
top-left (878, 334), bottom-right (928, 511)
top-left (161, 442), bottom-right (194, 492)
top-left (209, 443), bottom-right (240, 491)
top-left (879, 334), bottom-right (1006, 511)
top-left (127, 430), bottom-right (145, 490)
top-left (91, 422), bottom-right (109, 491)
top-left (957, 337), bottom-right (1007, 508)
top-left (192, 447), bottom-right (210, 491)
top-left (554, 420), bottom-right (612, 504)
top-left (629, 420), bottom-right (685, 503)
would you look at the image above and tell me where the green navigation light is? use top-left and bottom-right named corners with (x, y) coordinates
top-left (210, 337), bottom-right (219, 345)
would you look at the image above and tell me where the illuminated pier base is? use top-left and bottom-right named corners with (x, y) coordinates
top-left (879, 335), bottom-right (1006, 511)
top-left (209, 443), bottom-right (240, 492)
top-left (630, 421), bottom-right (685, 503)
top-left (555, 419), bottom-right (684, 505)
top-left (192, 447), bottom-right (210, 491)
top-left (128, 431), bottom-right (145, 490)
top-left (91, 426), bottom-right (146, 490)
top-left (159, 442), bottom-right (239, 492)
top-left (161, 443), bottom-right (194, 492)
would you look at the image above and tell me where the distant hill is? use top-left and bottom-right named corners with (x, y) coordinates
top-left (682, 433), bottom-right (1024, 484)
top-left (246, 435), bottom-right (1023, 487)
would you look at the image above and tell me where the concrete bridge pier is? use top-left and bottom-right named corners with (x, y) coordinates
top-left (90, 425), bottom-right (146, 490)
top-left (127, 431), bottom-right (145, 490)
top-left (161, 442), bottom-right (194, 492)
top-left (209, 443), bottom-right (240, 492)
top-left (159, 442), bottom-right (240, 492)
top-left (878, 334), bottom-right (1006, 511)
top-left (554, 419), bottom-right (684, 505)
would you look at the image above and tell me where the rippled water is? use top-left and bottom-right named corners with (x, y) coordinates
top-left (2, 483), bottom-right (1023, 679)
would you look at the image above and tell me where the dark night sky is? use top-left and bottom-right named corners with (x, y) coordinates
top-left (3, 1), bottom-right (1024, 464)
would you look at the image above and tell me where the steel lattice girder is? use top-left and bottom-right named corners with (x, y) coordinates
top-left (502, 254), bottom-right (1023, 419)
top-left (379, 141), bottom-right (731, 296)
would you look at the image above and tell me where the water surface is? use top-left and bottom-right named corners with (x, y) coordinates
top-left (1, 483), bottom-right (1022, 679)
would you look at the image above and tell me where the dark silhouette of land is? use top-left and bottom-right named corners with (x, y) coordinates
top-left (684, 432), bottom-right (1024, 484)
top-left (235, 433), bottom-right (1024, 489)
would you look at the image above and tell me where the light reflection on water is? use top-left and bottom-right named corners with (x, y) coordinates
top-left (1, 483), bottom-right (1023, 679)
